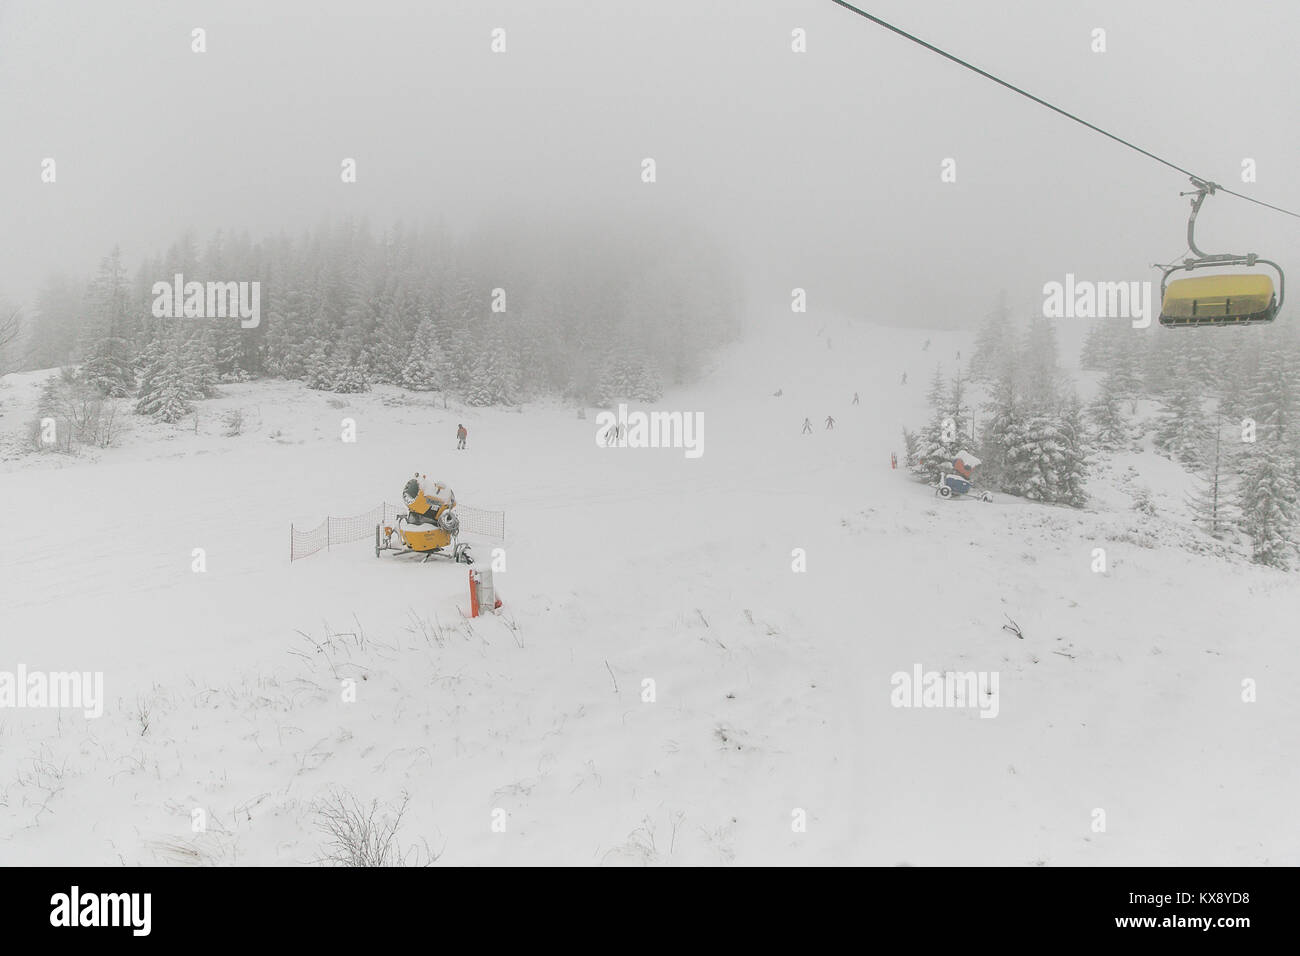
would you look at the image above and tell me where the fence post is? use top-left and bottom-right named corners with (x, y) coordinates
top-left (290, 523), bottom-right (294, 562)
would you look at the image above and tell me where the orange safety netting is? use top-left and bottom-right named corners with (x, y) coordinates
top-left (290, 502), bottom-right (504, 561)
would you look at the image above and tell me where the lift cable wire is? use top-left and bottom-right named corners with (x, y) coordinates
top-left (828, 1), bottom-right (1300, 220)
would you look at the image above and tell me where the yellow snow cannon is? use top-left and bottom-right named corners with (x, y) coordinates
top-left (376, 485), bottom-right (473, 564)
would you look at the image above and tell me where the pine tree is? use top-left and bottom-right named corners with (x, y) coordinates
top-left (463, 323), bottom-right (518, 406)
top-left (901, 428), bottom-right (921, 470)
top-left (1245, 346), bottom-right (1298, 448)
top-left (81, 249), bottom-right (137, 397)
top-left (303, 347), bottom-right (335, 391)
top-left (1141, 332), bottom-right (1178, 397)
top-left (332, 360), bottom-right (369, 394)
top-left (1086, 385), bottom-right (1128, 451)
top-left (925, 365), bottom-right (946, 409)
top-left (303, 345), bottom-right (367, 392)
top-left (186, 331), bottom-right (218, 397)
top-left (1237, 442), bottom-right (1297, 569)
top-left (399, 316), bottom-right (451, 392)
top-left (627, 353), bottom-right (663, 402)
top-left (946, 372), bottom-right (971, 445)
top-left (400, 352), bottom-right (441, 391)
top-left (978, 373), bottom-right (1022, 489)
top-left (1216, 337), bottom-right (1255, 424)
top-left (209, 319), bottom-right (247, 383)
top-left (29, 369), bottom-right (79, 452)
top-left (1187, 415), bottom-right (1235, 539)
top-left (1079, 320), bottom-right (1108, 371)
top-left (984, 386), bottom-right (1087, 506)
top-left (1056, 393), bottom-right (1090, 506)
top-left (1108, 343), bottom-right (1145, 413)
top-left (913, 373), bottom-right (968, 481)
top-left (969, 294), bottom-right (1012, 382)
top-left (27, 274), bottom-right (84, 370)
top-left (1154, 376), bottom-right (1207, 466)
top-left (1003, 413), bottom-right (1087, 507)
top-left (372, 286), bottom-right (420, 385)
top-left (1020, 316), bottom-right (1060, 407)
top-left (136, 335), bottom-right (204, 423)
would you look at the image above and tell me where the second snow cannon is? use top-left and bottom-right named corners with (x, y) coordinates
top-left (934, 451), bottom-right (992, 502)
top-left (375, 475), bottom-right (473, 564)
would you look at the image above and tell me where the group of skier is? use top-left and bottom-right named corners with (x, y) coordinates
top-left (800, 416), bottom-right (837, 433)
top-left (778, 390), bottom-right (858, 435)
top-left (770, 335), bottom-right (987, 498)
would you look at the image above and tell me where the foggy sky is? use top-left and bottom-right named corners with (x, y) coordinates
top-left (3, 0), bottom-right (1298, 333)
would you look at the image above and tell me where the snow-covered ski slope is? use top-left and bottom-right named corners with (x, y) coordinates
top-left (1, 312), bottom-right (1296, 866)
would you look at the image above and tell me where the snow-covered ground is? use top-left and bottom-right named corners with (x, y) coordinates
top-left (1, 314), bottom-right (1296, 866)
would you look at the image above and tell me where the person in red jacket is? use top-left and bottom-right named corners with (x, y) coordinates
top-left (456, 424), bottom-right (467, 450)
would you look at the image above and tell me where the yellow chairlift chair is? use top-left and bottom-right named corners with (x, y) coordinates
top-left (1157, 178), bottom-right (1283, 327)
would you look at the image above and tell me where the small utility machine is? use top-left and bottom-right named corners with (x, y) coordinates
top-left (933, 451), bottom-right (993, 502)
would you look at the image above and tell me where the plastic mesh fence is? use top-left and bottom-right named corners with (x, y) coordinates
top-left (290, 502), bottom-right (504, 561)
top-left (289, 519), bottom-right (329, 562)
top-left (456, 506), bottom-right (506, 539)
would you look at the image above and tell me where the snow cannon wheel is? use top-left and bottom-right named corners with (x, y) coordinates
top-left (937, 484), bottom-right (953, 499)
top-left (979, 492), bottom-right (993, 503)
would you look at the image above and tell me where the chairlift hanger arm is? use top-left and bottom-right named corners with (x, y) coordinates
top-left (1185, 182), bottom-right (1213, 260)
top-left (1153, 179), bottom-right (1285, 315)
top-left (1160, 178), bottom-right (1256, 266)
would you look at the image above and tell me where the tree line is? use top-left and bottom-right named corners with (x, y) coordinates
top-left (17, 216), bottom-right (741, 428)
top-left (907, 299), bottom-right (1299, 569)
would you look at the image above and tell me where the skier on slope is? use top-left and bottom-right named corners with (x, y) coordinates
top-left (801, 418), bottom-right (813, 434)
top-left (825, 415), bottom-right (835, 429)
top-left (457, 424), bottom-right (467, 450)
top-left (852, 392), bottom-right (860, 405)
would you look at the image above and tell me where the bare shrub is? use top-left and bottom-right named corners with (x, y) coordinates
top-left (88, 400), bottom-right (125, 448)
top-left (312, 789), bottom-right (439, 867)
top-left (27, 369), bottom-right (124, 452)
top-left (222, 408), bottom-right (245, 437)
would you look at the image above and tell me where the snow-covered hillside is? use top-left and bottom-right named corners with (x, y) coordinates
top-left (1, 314), bottom-right (1296, 866)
